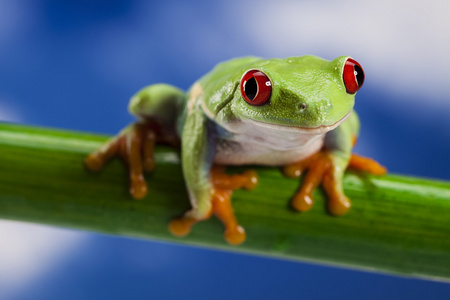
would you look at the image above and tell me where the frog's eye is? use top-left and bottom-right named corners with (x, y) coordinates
top-left (240, 69), bottom-right (272, 105)
top-left (343, 58), bottom-right (365, 94)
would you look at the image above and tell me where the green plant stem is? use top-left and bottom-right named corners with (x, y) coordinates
top-left (0, 122), bottom-right (449, 280)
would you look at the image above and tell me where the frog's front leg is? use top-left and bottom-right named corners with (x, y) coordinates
top-left (210, 167), bottom-right (258, 244)
top-left (169, 166), bottom-right (258, 245)
top-left (168, 109), bottom-right (257, 245)
top-left (284, 112), bottom-right (386, 215)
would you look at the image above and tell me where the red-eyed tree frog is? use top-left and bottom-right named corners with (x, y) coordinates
top-left (85, 55), bottom-right (386, 245)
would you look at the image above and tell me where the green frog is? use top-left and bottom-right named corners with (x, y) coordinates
top-left (85, 55), bottom-right (386, 245)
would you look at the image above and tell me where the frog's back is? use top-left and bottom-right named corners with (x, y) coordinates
top-left (177, 57), bottom-right (262, 135)
top-left (198, 56), bottom-right (263, 87)
top-left (190, 57), bottom-right (265, 119)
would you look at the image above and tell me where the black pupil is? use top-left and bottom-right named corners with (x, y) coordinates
top-left (244, 77), bottom-right (257, 100)
top-left (354, 65), bottom-right (364, 87)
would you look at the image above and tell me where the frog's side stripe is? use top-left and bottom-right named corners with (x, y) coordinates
top-left (187, 82), bottom-right (203, 114)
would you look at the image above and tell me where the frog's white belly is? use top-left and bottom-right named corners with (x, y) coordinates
top-left (213, 119), bottom-right (325, 166)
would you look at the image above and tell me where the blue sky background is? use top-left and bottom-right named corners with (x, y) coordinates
top-left (0, 0), bottom-right (450, 299)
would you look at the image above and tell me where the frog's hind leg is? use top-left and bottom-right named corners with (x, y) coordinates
top-left (169, 166), bottom-right (258, 245)
top-left (85, 84), bottom-right (184, 199)
top-left (123, 123), bottom-right (156, 198)
top-left (348, 153), bottom-right (387, 175)
top-left (84, 136), bottom-right (121, 172)
top-left (85, 122), bottom-right (156, 199)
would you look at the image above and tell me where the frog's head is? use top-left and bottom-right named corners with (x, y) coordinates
top-left (224, 55), bottom-right (364, 134)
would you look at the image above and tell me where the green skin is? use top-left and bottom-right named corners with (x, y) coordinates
top-left (129, 55), bottom-right (359, 219)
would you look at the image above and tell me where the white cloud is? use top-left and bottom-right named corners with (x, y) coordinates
top-left (228, 0), bottom-right (450, 100)
top-left (0, 220), bottom-right (86, 300)
top-left (0, 100), bottom-right (22, 123)
top-left (0, 1), bottom-right (35, 47)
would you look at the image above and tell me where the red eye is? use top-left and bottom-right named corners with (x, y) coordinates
top-left (240, 69), bottom-right (272, 105)
top-left (343, 58), bottom-right (365, 94)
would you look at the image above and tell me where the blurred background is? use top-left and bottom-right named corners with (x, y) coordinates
top-left (0, 0), bottom-right (450, 299)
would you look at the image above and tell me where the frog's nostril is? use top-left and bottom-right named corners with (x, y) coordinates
top-left (297, 103), bottom-right (307, 111)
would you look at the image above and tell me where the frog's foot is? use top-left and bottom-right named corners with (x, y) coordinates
top-left (169, 167), bottom-right (258, 245)
top-left (85, 122), bottom-right (156, 199)
top-left (348, 153), bottom-right (387, 175)
top-left (283, 152), bottom-right (352, 216)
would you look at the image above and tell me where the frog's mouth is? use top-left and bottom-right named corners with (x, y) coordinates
top-left (241, 111), bottom-right (352, 135)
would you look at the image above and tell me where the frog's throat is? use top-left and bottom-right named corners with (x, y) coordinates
top-left (240, 111), bottom-right (352, 135)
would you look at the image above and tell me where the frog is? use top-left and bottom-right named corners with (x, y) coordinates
top-left (85, 55), bottom-right (386, 245)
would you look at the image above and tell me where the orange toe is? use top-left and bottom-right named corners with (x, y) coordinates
top-left (328, 195), bottom-right (351, 216)
top-left (224, 225), bottom-right (246, 245)
top-left (169, 217), bottom-right (196, 237)
top-left (242, 170), bottom-right (258, 190)
top-left (130, 175), bottom-right (148, 199)
top-left (84, 154), bottom-right (104, 171)
top-left (292, 192), bottom-right (314, 212)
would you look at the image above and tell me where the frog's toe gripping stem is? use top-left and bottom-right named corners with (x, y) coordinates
top-left (290, 153), bottom-right (330, 212)
top-left (85, 122), bottom-right (156, 199)
top-left (169, 167), bottom-right (258, 245)
top-left (322, 172), bottom-right (351, 216)
top-left (211, 188), bottom-right (246, 245)
top-left (212, 168), bottom-right (258, 244)
top-left (85, 138), bottom-right (120, 172)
